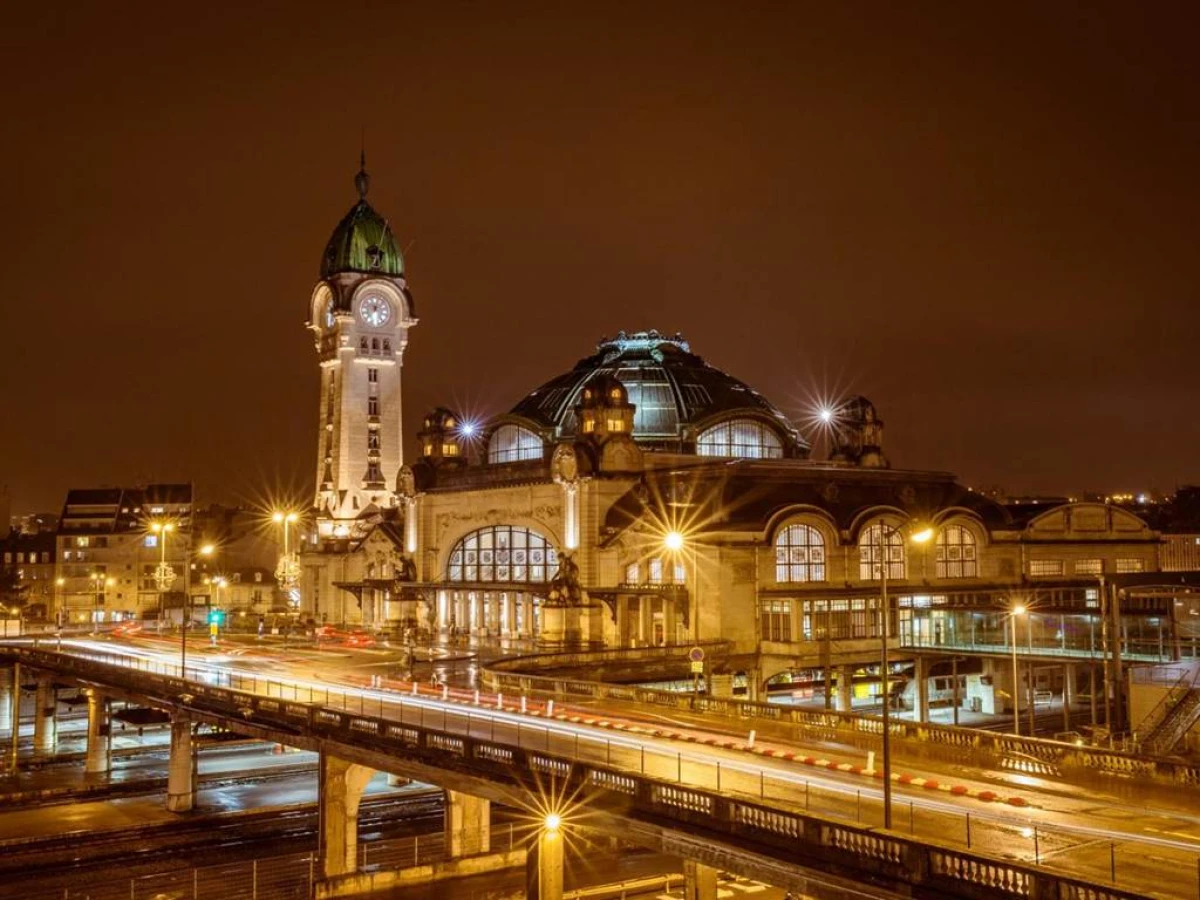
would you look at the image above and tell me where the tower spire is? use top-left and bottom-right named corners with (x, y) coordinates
top-left (355, 130), bottom-right (370, 199)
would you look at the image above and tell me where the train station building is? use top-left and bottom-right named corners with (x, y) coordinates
top-left (298, 166), bottom-right (1200, 738)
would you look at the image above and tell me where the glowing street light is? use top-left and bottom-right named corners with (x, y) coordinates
top-left (150, 523), bottom-right (177, 628)
top-left (819, 407), bottom-right (835, 424)
top-left (1010, 603), bottom-right (1028, 736)
top-left (876, 521), bottom-right (933, 830)
top-left (89, 572), bottom-right (114, 634)
top-left (272, 511), bottom-right (302, 611)
top-left (543, 812), bottom-right (562, 834)
top-left (663, 530), bottom-right (685, 552)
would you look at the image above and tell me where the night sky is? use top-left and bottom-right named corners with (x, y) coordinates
top-left (3, 3), bottom-right (1198, 514)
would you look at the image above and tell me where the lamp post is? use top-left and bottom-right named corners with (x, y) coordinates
top-left (89, 572), bottom-right (114, 635)
top-left (1010, 604), bottom-right (1027, 736)
top-left (150, 522), bottom-right (177, 634)
top-left (876, 522), bottom-right (933, 830)
top-left (273, 511), bottom-right (302, 634)
top-left (663, 530), bottom-right (698, 646)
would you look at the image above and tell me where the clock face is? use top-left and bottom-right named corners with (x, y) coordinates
top-left (358, 295), bottom-right (390, 327)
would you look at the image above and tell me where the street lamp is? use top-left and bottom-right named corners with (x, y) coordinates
top-left (1010, 603), bottom-right (1027, 736)
top-left (662, 530), bottom-right (700, 647)
top-left (89, 572), bottom-right (114, 635)
top-left (876, 521), bottom-right (933, 830)
top-left (273, 511), bottom-right (302, 632)
top-left (150, 522), bottom-right (177, 632)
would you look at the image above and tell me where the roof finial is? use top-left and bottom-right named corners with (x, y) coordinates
top-left (355, 128), bottom-right (370, 199)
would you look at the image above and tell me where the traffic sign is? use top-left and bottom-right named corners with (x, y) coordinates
top-left (689, 646), bottom-right (705, 663)
top-left (690, 660), bottom-right (704, 674)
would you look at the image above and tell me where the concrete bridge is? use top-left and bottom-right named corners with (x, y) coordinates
top-left (0, 644), bottom-right (1155, 900)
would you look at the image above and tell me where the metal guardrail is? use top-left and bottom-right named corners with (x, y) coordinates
top-left (486, 639), bottom-right (733, 674)
top-left (479, 657), bottom-right (1200, 788)
top-left (0, 646), bottom-right (1159, 900)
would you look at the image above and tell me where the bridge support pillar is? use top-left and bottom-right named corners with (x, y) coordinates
top-left (526, 823), bottom-right (564, 900)
top-left (836, 666), bottom-right (853, 712)
top-left (913, 656), bottom-right (930, 723)
top-left (320, 753), bottom-right (374, 877)
top-left (85, 690), bottom-right (111, 775)
top-left (683, 859), bottom-right (719, 900)
top-left (32, 673), bottom-right (56, 755)
top-left (0, 665), bottom-right (12, 739)
top-left (166, 714), bottom-right (196, 812)
top-left (445, 789), bottom-right (490, 857)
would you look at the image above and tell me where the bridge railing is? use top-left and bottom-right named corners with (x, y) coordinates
top-left (0, 645), bottom-right (1171, 900)
top-left (479, 654), bottom-right (1200, 789)
top-left (485, 639), bottom-right (733, 674)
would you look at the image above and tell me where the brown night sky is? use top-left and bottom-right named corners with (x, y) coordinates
top-left (2, 2), bottom-right (1198, 514)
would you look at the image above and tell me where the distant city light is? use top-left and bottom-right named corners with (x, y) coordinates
top-left (460, 421), bottom-right (477, 437)
top-left (819, 407), bottom-right (834, 424)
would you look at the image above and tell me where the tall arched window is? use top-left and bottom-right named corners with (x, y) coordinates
top-left (447, 526), bottom-right (558, 583)
top-left (488, 424), bottom-right (544, 464)
top-left (696, 419), bottom-right (783, 459)
top-left (936, 525), bottom-right (977, 578)
top-left (859, 524), bottom-right (905, 580)
top-left (775, 524), bottom-right (826, 582)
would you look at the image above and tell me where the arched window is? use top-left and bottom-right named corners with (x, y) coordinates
top-left (447, 526), bottom-right (558, 583)
top-left (774, 524), bottom-right (826, 582)
top-left (858, 524), bottom-right (905, 580)
top-left (696, 419), bottom-right (783, 459)
top-left (936, 525), bottom-right (977, 578)
top-left (488, 424), bottom-right (543, 464)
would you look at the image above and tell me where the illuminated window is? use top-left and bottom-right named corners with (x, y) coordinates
top-left (1074, 558), bottom-right (1103, 575)
top-left (582, 420), bottom-right (595, 433)
top-left (607, 419), bottom-right (625, 432)
top-left (143, 535), bottom-right (158, 548)
top-left (935, 526), bottom-right (977, 578)
top-left (442, 443), bottom-right (459, 456)
top-left (648, 558), bottom-right (664, 584)
top-left (610, 388), bottom-right (622, 400)
top-left (760, 599), bottom-right (792, 642)
top-left (696, 419), bottom-right (783, 459)
top-left (859, 524), bottom-right (905, 580)
top-left (1116, 558), bottom-right (1145, 573)
top-left (423, 442), bottom-right (433, 456)
top-left (775, 524), bottom-right (826, 582)
top-left (488, 424), bottom-right (544, 464)
top-left (76, 537), bottom-right (90, 548)
top-left (447, 525), bottom-right (558, 583)
top-left (625, 562), bottom-right (640, 584)
top-left (1028, 559), bottom-right (1064, 577)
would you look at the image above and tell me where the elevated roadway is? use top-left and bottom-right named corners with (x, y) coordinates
top-left (1, 639), bottom-right (1190, 899)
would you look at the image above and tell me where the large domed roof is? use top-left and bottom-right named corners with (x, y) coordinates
top-left (320, 164), bottom-right (404, 279)
top-left (509, 330), bottom-right (807, 454)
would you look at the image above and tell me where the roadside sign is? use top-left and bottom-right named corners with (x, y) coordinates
top-left (690, 660), bottom-right (704, 674)
top-left (689, 646), bottom-right (705, 663)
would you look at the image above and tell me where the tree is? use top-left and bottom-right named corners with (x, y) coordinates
top-left (0, 564), bottom-right (28, 615)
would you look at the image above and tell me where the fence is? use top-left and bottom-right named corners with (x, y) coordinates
top-left (16, 827), bottom-right (522, 900)
top-left (479, 652), bottom-right (1200, 788)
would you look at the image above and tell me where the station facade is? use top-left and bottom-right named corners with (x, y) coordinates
top-left (299, 167), bottom-right (1198, 723)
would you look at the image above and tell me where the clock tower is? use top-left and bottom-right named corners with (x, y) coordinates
top-left (308, 160), bottom-right (417, 541)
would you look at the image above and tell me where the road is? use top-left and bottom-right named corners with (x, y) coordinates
top-left (18, 635), bottom-right (1200, 899)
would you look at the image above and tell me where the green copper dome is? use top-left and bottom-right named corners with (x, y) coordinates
top-left (320, 165), bottom-right (404, 279)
